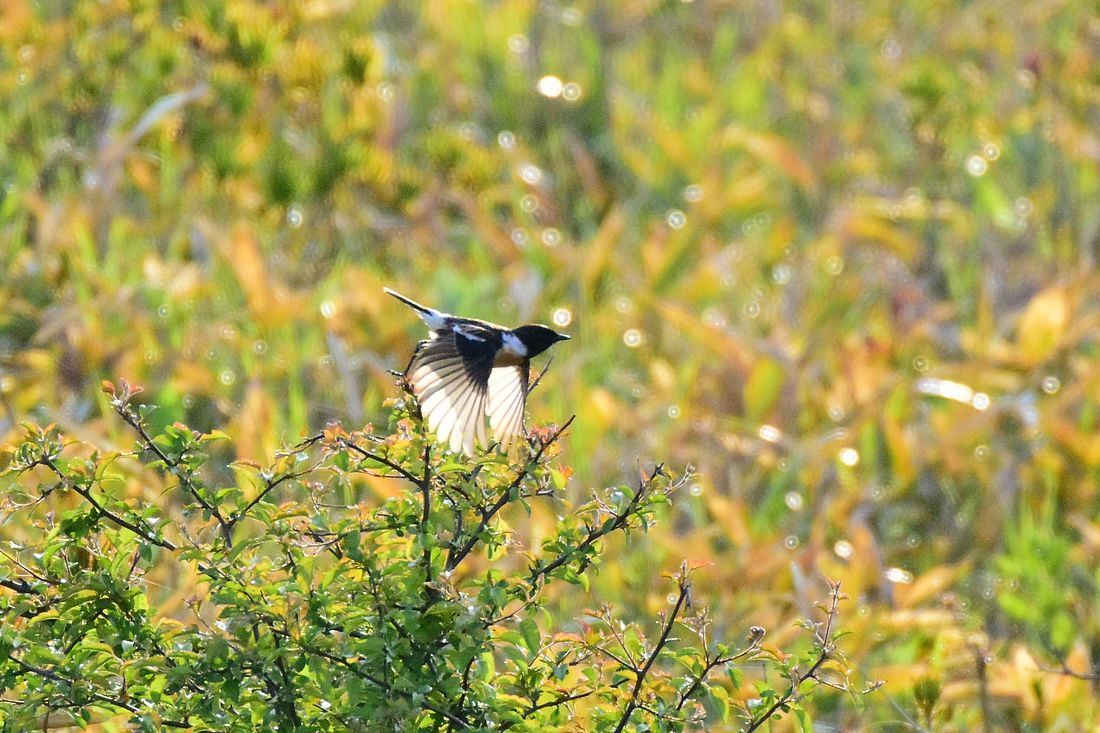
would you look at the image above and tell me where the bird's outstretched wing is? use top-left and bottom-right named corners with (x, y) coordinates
top-left (406, 322), bottom-right (502, 455)
top-left (486, 363), bottom-right (529, 449)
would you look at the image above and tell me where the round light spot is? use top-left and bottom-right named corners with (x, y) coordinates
top-left (562, 83), bottom-right (582, 101)
top-left (320, 300), bottom-right (336, 319)
top-left (520, 165), bottom-right (542, 184)
top-left (536, 75), bottom-right (564, 98)
top-left (498, 130), bottom-right (516, 149)
top-left (541, 228), bottom-right (561, 246)
top-left (507, 34), bottom-right (529, 53)
top-left (286, 207), bottom-right (303, 228)
top-left (1041, 375), bottom-right (1060, 394)
top-left (966, 155), bottom-right (988, 176)
top-left (971, 392), bottom-right (991, 410)
top-left (784, 535), bottom-right (800, 549)
top-left (881, 38), bottom-right (901, 60)
top-left (689, 483), bottom-right (703, 496)
top-left (511, 228), bottom-right (529, 246)
top-left (771, 264), bottom-right (791, 285)
top-left (885, 567), bottom-right (914, 584)
top-left (825, 255), bottom-right (845, 275)
top-left (743, 301), bottom-right (761, 318)
top-left (520, 194), bottom-right (538, 212)
top-left (833, 540), bottom-right (855, 559)
top-left (623, 329), bottom-right (643, 347)
top-left (784, 492), bottom-right (804, 511)
top-left (219, 370), bottom-right (236, 386)
top-left (666, 209), bottom-right (686, 229)
top-left (552, 308), bottom-right (572, 327)
top-left (758, 424), bottom-right (781, 443)
top-left (683, 184), bottom-right (703, 202)
top-left (838, 447), bottom-right (860, 467)
top-left (983, 143), bottom-right (1001, 160)
top-left (667, 404), bottom-right (681, 418)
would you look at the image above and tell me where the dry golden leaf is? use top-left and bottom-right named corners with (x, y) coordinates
top-left (1050, 419), bottom-right (1100, 466)
top-left (881, 412), bottom-right (916, 486)
top-left (226, 224), bottom-right (272, 317)
top-left (869, 663), bottom-right (933, 690)
top-left (704, 492), bottom-right (749, 546)
top-left (878, 608), bottom-right (958, 631)
top-left (587, 388), bottom-right (618, 430)
top-left (648, 299), bottom-right (753, 373)
top-left (744, 358), bottom-right (784, 421)
top-left (582, 206), bottom-right (626, 296)
top-left (1016, 285), bottom-right (1071, 365)
top-left (894, 564), bottom-right (970, 608)
top-left (841, 209), bottom-right (921, 263)
top-left (723, 124), bottom-right (817, 191)
top-left (230, 381), bottom-right (275, 462)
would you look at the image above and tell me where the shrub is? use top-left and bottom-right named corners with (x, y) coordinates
top-left (0, 380), bottom-right (856, 730)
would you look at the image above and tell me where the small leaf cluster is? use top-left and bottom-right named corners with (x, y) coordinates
top-left (0, 383), bottom-right (853, 730)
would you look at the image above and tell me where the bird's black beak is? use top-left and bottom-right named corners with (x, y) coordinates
top-left (557, 333), bottom-right (571, 341)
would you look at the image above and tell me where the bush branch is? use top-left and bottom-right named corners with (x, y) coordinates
top-left (745, 581), bottom-right (844, 732)
top-left (35, 455), bottom-right (176, 551)
top-left (113, 402), bottom-right (233, 547)
top-left (444, 416), bottom-right (575, 573)
top-left (528, 464), bottom-right (668, 590)
top-left (612, 570), bottom-right (692, 733)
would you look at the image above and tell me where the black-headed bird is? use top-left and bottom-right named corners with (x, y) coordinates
top-left (385, 288), bottom-right (570, 455)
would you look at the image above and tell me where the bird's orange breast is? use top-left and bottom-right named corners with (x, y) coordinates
top-left (493, 351), bottom-right (526, 367)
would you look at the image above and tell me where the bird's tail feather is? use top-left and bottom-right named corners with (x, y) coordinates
top-left (384, 288), bottom-right (433, 315)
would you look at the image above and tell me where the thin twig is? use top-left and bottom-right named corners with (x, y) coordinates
top-left (527, 357), bottom-right (554, 395)
top-left (230, 468), bottom-right (313, 528)
top-left (611, 571), bottom-right (692, 733)
top-left (340, 439), bottom-right (423, 486)
top-left (745, 582), bottom-right (844, 732)
top-left (675, 628), bottom-right (764, 712)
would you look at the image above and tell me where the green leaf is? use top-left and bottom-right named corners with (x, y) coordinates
top-left (519, 617), bottom-right (541, 655)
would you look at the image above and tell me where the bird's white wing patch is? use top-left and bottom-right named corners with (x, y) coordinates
top-left (486, 364), bottom-right (529, 448)
top-left (501, 331), bottom-right (528, 357)
top-left (407, 332), bottom-right (494, 455)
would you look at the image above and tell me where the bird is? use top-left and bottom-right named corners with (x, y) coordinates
top-left (385, 288), bottom-right (570, 455)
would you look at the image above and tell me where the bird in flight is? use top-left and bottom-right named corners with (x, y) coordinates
top-left (385, 288), bottom-right (570, 455)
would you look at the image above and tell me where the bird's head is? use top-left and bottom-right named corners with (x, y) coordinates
top-left (512, 324), bottom-right (570, 358)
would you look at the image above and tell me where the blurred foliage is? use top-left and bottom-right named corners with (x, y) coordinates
top-left (3, 0), bottom-right (1100, 729)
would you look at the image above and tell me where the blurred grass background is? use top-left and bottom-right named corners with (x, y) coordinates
top-left (3, 0), bottom-right (1100, 728)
